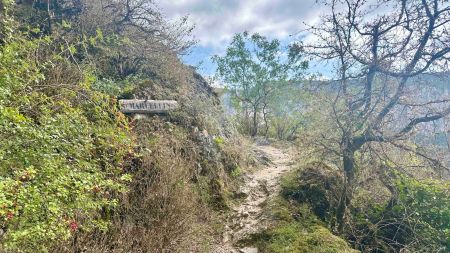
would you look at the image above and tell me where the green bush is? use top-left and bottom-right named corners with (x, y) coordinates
top-left (395, 176), bottom-right (450, 247)
top-left (0, 17), bottom-right (133, 252)
top-left (352, 175), bottom-right (450, 252)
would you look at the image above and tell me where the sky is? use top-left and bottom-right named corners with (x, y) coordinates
top-left (158, 0), bottom-right (330, 77)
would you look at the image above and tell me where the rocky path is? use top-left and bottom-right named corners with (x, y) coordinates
top-left (214, 143), bottom-right (296, 253)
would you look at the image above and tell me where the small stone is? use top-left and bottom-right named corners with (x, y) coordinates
top-left (222, 232), bottom-right (231, 243)
top-left (239, 247), bottom-right (258, 253)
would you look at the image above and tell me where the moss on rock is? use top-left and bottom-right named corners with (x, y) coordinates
top-left (281, 162), bottom-right (343, 222)
top-left (251, 198), bottom-right (358, 253)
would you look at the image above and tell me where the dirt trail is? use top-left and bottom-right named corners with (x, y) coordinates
top-left (215, 143), bottom-right (296, 253)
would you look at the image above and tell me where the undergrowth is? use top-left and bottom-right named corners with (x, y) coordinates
top-left (246, 198), bottom-right (358, 253)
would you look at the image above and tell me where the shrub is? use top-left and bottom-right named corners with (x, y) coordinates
top-left (214, 136), bottom-right (225, 146)
top-left (0, 19), bottom-right (132, 252)
top-left (266, 223), bottom-right (358, 253)
top-left (281, 162), bottom-right (343, 223)
top-left (230, 166), bottom-right (242, 178)
top-left (252, 198), bottom-right (358, 253)
top-left (350, 174), bottom-right (450, 252)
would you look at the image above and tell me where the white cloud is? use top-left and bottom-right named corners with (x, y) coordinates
top-left (158, 0), bottom-right (325, 49)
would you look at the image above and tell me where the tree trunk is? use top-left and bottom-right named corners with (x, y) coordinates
top-left (251, 109), bottom-right (258, 137)
top-left (243, 106), bottom-right (251, 135)
top-left (46, 0), bottom-right (52, 34)
top-left (262, 102), bottom-right (269, 137)
top-left (277, 123), bottom-right (284, 140)
top-left (335, 145), bottom-right (356, 233)
top-left (379, 167), bottom-right (398, 210)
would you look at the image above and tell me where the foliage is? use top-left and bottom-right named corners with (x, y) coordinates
top-left (92, 75), bottom-right (139, 97)
top-left (393, 176), bottom-right (450, 251)
top-left (230, 166), bottom-right (242, 178)
top-left (50, 115), bottom-right (245, 252)
top-left (265, 223), bottom-right (358, 253)
top-left (350, 174), bottom-right (450, 252)
top-left (267, 84), bottom-right (310, 140)
top-left (213, 32), bottom-right (307, 136)
top-left (276, 158), bottom-right (449, 252)
top-left (303, 0), bottom-right (450, 233)
top-left (213, 136), bottom-right (225, 146)
top-left (0, 1), bottom-right (243, 252)
top-left (0, 15), bottom-right (132, 252)
top-left (252, 198), bottom-right (358, 253)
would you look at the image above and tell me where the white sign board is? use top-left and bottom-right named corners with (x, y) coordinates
top-left (119, 100), bottom-right (178, 114)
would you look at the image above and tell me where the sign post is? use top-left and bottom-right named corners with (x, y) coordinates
top-left (119, 100), bottom-right (178, 114)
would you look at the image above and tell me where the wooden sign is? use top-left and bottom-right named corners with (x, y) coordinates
top-left (119, 99), bottom-right (178, 114)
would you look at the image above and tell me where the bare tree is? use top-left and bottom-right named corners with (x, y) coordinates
top-left (305, 0), bottom-right (450, 232)
top-left (95, 0), bottom-right (195, 54)
top-left (13, 0), bottom-right (195, 78)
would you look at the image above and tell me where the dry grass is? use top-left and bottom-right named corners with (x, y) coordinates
top-left (51, 115), bottom-right (250, 253)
